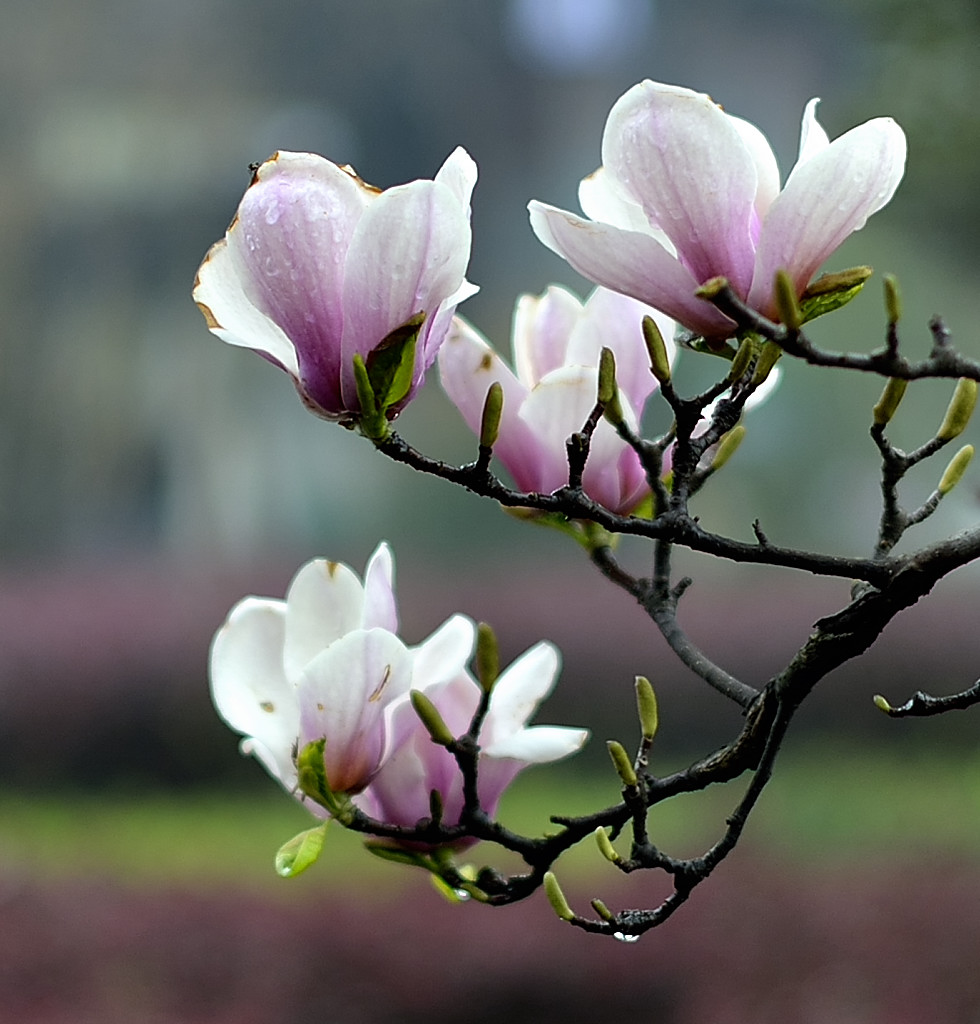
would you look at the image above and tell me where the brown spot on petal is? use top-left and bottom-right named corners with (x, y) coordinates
top-left (340, 163), bottom-right (383, 195)
top-left (195, 299), bottom-right (223, 331)
top-left (259, 701), bottom-right (275, 713)
top-left (325, 561), bottom-right (339, 577)
top-left (368, 665), bottom-right (392, 703)
top-left (479, 353), bottom-right (493, 371)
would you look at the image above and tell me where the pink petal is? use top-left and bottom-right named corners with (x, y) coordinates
top-left (438, 318), bottom-right (552, 492)
top-left (361, 542), bottom-right (398, 633)
top-left (511, 285), bottom-right (582, 386)
top-left (601, 80), bottom-right (760, 296)
top-left (339, 176), bottom-right (473, 408)
top-left (529, 201), bottom-right (735, 338)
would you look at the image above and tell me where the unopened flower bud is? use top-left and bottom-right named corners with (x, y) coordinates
top-left (479, 381), bottom-right (503, 449)
top-left (634, 676), bottom-right (659, 742)
top-left (937, 379), bottom-right (978, 441)
top-left (883, 274), bottom-right (902, 325)
top-left (598, 347), bottom-right (625, 426)
top-left (773, 268), bottom-right (803, 331)
top-left (642, 315), bottom-right (672, 384)
top-left (475, 621), bottom-right (500, 693)
top-left (410, 690), bottom-right (455, 747)
top-left (710, 426), bottom-right (746, 473)
top-left (594, 826), bottom-right (621, 864)
top-left (543, 871), bottom-right (575, 921)
top-left (872, 377), bottom-right (908, 427)
top-left (727, 337), bottom-right (755, 383)
top-left (938, 444), bottom-right (974, 496)
top-left (751, 341), bottom-right (781, 387)
top-left (872, 694), bottom-right (893, 713)
top-left (606, 739), bottom-right (638, 788)
top-left (591, 898), bottom-right (616, 922)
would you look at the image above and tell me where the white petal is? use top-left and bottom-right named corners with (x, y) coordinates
top-left (727, 114), bottom-right (781, 222)
top-left (749, 116), bottom-right (906, 314)
top-left (193, 237), bottom-right (300, 377)
top-left (283, 559), bottom-right (365, 680)
top-left (529, 201), bottom-right (734, 338)
top-left (485, 725), bottom-right (589, 763)
top-left (434, 146), bottom-right (478, 213)
top-left (412, 614), bottom-right (477, 690)
top-left (209, 597), bottom-right (299, 784)
top-left (578, 166), bottom-right (660, 236)
top-left (481, 641), bottom-right (561, 750)
top-left (796, 99), bottom-right (830, 166)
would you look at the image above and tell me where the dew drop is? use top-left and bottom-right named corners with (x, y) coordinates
top-left (452, 889), bottom-right (471, 902)
top-left (613, 931), bottom-right (640, 944)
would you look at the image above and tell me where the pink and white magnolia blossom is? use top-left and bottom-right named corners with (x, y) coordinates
top-left (358, 640), bottom-right (589, 841)
top-left (209, 543), bottom-right (475, 801)
top-left (194, 148), bottom-right (478, 419)
top-left (439, 285), bottom-right (674, 514)
top-left (528, 80), bottom-right (906, 340)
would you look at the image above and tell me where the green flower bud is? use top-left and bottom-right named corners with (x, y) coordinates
top-left (773, 268), bottom-right (803, 331)
top-left (475, 621), bottom-right (500, 693)
top-left (543, 871), bottom-right (575, 921)
top-left (883, 274), bottom-right (902, 325)
top-left (710, 426), bottom-right (746, 473)
top-left (479, 382), bottom-right (503, 449)
top-left (410, 690), bottom-right (455, 747)
top-left (606, 740), bottom-right (638, 788)
top-left (751, 341), bottom-right (781, 387)
top-left (594, 826), bottom-right (621, 864)
top-left (634, 675), bottom-right (659, 742)
top-left (598, 347), bottom-right (624, 426)
top-left (727, 337), bottom-right (755, 383)
top-left (872, 378), bottom-right (908, 427)
top-left (937, 379), bottom-right (978, 441)
top-left (642, 315), bottom-right (671, 384)
top-left (872, 694), bottom-right (893, 713)
top-left (938, 444), bottom-right (974, 496)
top-left (590, 898), bottom-right (616, 922)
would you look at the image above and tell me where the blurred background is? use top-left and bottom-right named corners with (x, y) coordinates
top-left (3, 0), bottom-right (980, 1020)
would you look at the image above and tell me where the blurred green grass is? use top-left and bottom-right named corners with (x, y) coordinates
top-left (2, 744), bottom-right (978, 890)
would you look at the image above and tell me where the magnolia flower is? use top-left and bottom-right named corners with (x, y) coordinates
top-left (209, 543), bottom-right (474, 802)
top-left (194, 148), bottom-right (478, 420)
top-left (439, 285), bottom-right (674, 514)
top-left (358, 641), bottom-right (589, 840)
top-left (529, 80), bottom-right (906, 339)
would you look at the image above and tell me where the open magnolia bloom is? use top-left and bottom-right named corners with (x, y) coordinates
top-left (194, 148), bottom-right (478, 420)
top-left (528, 80), bottom-right (906, 340)
top-left (439, 285), bottom-right (675, 514)
top-left (357, 641), bottom-right (589, 843)
top-left (209, 543), bottom-right (475, 801)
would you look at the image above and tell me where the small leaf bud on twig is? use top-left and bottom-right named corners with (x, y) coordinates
top-left (694, 276), bottom-right (729, 300)
top-left (479, 381), bottom-right (503, 449)
top-left (873, 694), bottom-right (893, 713)
top-left (938, 444), bottom-right (974, 496)
top-left (475, 621), bottom-right (500, 693)
top-left (543, 871), bottom-right (575, 921)
top-left (773, 268), bottom-right (803, 331)
top-left (872, 378), bottom-right (908, 427)
top-left (594, 826), bottom-right (621, 864)
top-left (606, 739), bottom-right (638, 788)
top-left (937, 379), bottom-right (978, 441)
top-left (751, 341), bottom-right (781, 387)
top-left (410, 690), bottom-right (455, 747)
top-left (598, 347), bottom-right (625, 426)
top-left (728, 337), bottom-right (755, 383)
top-left (590, 898), bottom-right (616, 922)
top-left (635, 675), bottom-right (659, 742)
top-left (883, 274), bottom-right (902, 325)
top-left (642, 315), bottom-right (672, 384)
top-left (710, 426), bottom-right (746, 473)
